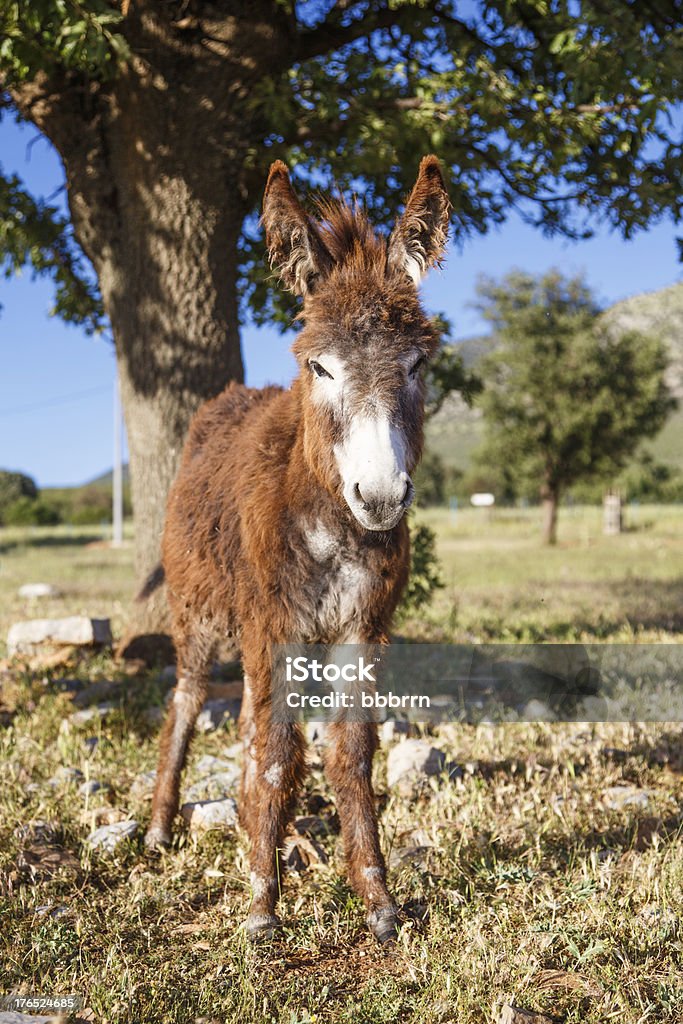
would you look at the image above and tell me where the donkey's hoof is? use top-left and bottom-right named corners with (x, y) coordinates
top-left (144, 825), bottom-right (171, 851)
top-left (367, 906), bottom-right (398, 945)
top-left (246, 912), bottom-right (281, 941)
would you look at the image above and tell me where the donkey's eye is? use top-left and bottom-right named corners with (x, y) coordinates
top-left (409, 355), bottom-right (426, 377)
top-left (309, 359), bottom-right (334, 380)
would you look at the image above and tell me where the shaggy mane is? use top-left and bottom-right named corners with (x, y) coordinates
top-left (314, 196), bottom-right (387, 271)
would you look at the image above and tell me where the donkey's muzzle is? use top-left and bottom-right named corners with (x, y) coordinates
top-left (350, 477), bottom-right (414, 531)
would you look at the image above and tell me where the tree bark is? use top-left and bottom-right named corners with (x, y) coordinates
top-left (8, 3), bottom-right (295, 644)
top-left (541, 485), bottom-right (560, 546)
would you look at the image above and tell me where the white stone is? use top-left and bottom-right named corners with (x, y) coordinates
top-left (7, 616), bottom-right (112, 655)
top-left (18, 582), bottom-right (60, 599)
top-left (386, 739), bottom-right (445, 794)
top-left (520, 699), bottom-right (556, 722)
top-left (195, 754), bottom-right (235, 774)
top-left (130, 770), bottom-right (157, 799)
top-left (603, 785), bottom-right (655, 811)
top-left (68, 703), bottom-right (114, 727)
top-left (379, 719), bottom-right (412, 744)
top-left (184, 769), bottom-right (240, 803)
top-left (87, 819), bottom-right (138, 852)
top-left (78, 780), bottom-right (107, 796)
top-left (180, 798), bottom-right (238, 832)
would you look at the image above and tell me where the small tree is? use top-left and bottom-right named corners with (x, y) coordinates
top-left (0, 469), bottom-right (38, 523)
top-left (475, 270), bottom-right (676, 544)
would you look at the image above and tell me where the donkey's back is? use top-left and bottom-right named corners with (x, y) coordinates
top-left (161, 380), bottom-right (289, 629)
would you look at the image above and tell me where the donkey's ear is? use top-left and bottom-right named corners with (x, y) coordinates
top-left (262, 161), bottom-right (333, 297)
top-left (387, 155), bottom-right (451, 286)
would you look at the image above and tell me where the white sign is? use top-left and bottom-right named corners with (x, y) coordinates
top-left (470, 492), bottom-right (495, 507)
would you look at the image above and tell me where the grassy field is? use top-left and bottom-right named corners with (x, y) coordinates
top-left (1, 509), bottom-right (682, 1023)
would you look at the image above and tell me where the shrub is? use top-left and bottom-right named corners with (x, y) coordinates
top-left (398, 521), bottom-right (444, 618)
top-left (3, 497), bottom-right (61, 526)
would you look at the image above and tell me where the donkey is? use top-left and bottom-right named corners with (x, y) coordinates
top-left (143, 155), bottom-right (451, 943)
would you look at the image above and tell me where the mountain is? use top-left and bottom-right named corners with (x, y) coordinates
top-left (427, 281), bottom-right (683, 472)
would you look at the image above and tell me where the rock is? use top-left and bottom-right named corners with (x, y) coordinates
top-left (180, 798), bottom-right (238, 832)
top-left (184, 769), bottom-right (240, 802)
top-left (195, 754), bottom-right (235, 774)
top-left (18, 582), bottom-right (60, 599)
top-left (7, 616), bottom-right (112, 655)
top-left (379, 719), bottom-right (412, 744)
top-left (130, 770), bottom-right (157, 800)
top-left (520, 699), bottom-right (556, 722)
top-left (498, 1007), bottom-right (555, 1024)
top-left (143, 706), bottom-right (165, 727)
top-left (195, 698), bottom-right (240, 733)
top-left (78, 780), bottom-right (107, 796)
top-left (47, 766), bottom-right (84, 786)
top-left (72, 679), bottom-right (121, 708)
top-left (386, 739), bottom-right (446, 795)
top-left (603, 785), bottom-right (655, 811)
top-left (68, 702), bottom-right (115, 727)
top-left (87, 820), bottom-right (138, 852)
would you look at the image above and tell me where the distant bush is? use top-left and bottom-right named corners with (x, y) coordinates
top-left (414, 452), bottom-right (464, 506)
top-left (3, 496), bottom-right (61, 526)
top-left (398, 521), bottom-right (444, 618)
top-left (0, 470), bottom-right (38, 523)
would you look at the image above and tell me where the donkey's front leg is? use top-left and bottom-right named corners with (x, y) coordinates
top-left (326, 720), bottom-right (398, 943)
top-left (245, 718), bottom-right (307, 939)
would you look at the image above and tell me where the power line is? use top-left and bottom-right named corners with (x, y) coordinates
top-left (0, 384), bottom-right (111, 418)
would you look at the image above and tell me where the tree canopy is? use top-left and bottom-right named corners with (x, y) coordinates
top-left (474, 269), bottom-right (677, 542)
top-left (2, 0), bottom-right (682, 334)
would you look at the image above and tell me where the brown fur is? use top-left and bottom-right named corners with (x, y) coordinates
top-left (145, 157), bottom-right (451, 942)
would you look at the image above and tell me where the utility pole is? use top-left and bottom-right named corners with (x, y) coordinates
top-left (112, 370), bottom-right (123, 547)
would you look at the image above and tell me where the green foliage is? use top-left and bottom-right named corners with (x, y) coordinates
top-left (3, 495), bottom-right (60, 525)
top-left (414, 451), bottom-right (463, 506)
top-left (2, 2), bottom-right (682, 337)
top-left (0, 173), bottom-right (105, 332)
top-left (398, 520), bottom-right (444, 617)
top-left (474, 270), bottom-right (677, 507)
top-left (0, 0), bottom-right (128, 83)
top-left (0, 469), bottom-right (37, 520)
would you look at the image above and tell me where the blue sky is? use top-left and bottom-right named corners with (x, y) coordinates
top-left (1, 114), bottom-right (681, 488)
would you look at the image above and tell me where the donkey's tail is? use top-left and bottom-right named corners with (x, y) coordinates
top-left (136, 563), bottom-right (165, 602)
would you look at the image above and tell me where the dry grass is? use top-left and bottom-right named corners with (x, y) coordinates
top-left (0, 509), bottom-right (682, 1023)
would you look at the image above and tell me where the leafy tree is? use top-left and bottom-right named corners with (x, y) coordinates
top-left (1, 1), bottom-right (682, 626)
top-left (474, 270), bottom-right (676, 543)
top-left (0, 469), bottom-right (38, 522)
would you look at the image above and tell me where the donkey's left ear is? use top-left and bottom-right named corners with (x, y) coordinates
top-left (262, 160), bottom-right (333, 297)
top-left (387, 155), bottom-right (451, 286)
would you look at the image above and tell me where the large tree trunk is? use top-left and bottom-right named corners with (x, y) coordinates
top-left (9, 4), bottom-right (295, 645)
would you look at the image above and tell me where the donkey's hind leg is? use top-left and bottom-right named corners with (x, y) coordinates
top-left (145, 623), bottom-right (216, 849)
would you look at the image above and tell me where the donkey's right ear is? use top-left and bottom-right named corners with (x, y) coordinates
top-left (262, 161), bottom-right (333, 297)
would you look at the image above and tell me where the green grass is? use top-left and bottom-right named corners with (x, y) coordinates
top-left (1, 511), bottom-right (682, 1023)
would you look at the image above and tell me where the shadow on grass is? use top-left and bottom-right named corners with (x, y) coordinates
top-left (0, 532), bottom-right (104, 554)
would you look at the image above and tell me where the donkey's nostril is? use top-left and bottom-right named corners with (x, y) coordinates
top-left (402, 478), bottom-right (415, 507)
top-left (353, 483), bottom-right (371, 510)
